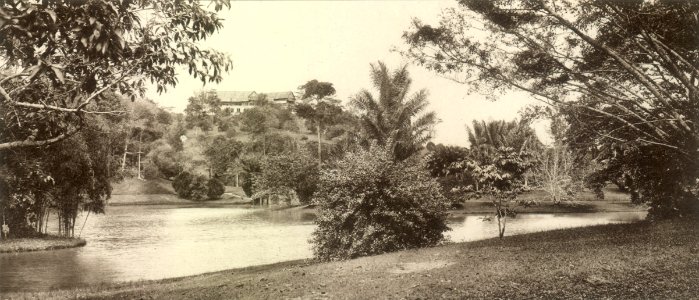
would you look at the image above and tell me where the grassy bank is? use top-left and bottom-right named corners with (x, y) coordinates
top-left (108, 178), bottom-right (251, 206)
top-left (0, 235), bottom-right (86, 253)
top-left (9, 218), bottom-right (697, 299)
top-left (455, 199), bottom-right (643, 215)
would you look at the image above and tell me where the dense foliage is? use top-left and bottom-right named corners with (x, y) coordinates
top-left (0, 111), bottom-right (116, 237)
top-left (172, 171), bottom-right (220, 201)
top-left (254, 150), bottom-right (319, 205)
top-left (403, 0), bottom-right (699, 218)
top-left (351, 62), bottom-right (438, 161)
top-left (207, 177), bottom-right (225, 200)
top-left (0, 0), bottom-right (232, 150)
top-left (424, 143), bottom-right (473, 205)
top-left (312, 144), bottom-right (449, 261)
top-left (455, 147), bottom-right (534, 238)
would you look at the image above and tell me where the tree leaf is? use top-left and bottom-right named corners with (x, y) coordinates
top-left (51, 65), bottom-right (65, 84)
top-left (46, 10), bottom-right (56, 23)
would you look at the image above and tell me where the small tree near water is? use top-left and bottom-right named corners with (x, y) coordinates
top-left (311, 144), bottom-right (449, 261)
top-left (456, 147), bottom-right (532, 239)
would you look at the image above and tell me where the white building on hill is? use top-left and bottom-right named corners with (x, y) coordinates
top-left (218, 90), bottom-right (296, 114)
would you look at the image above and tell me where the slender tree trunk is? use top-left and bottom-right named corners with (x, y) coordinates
top-left (44, 210), bottom-right (49, 234)
top-left (496, 197), bottom-right (506, 239)
top-left (137, 129), bottom-right (143, 179)
top-left (79, 211), bottom-right (90, 238)
top-left (263, 134), bottom-right (267, 156)
top-left (71, 215), bottom-right (76, 238)
top-left (235, 172), bottom-right (239, 187)
top-left (121, 133), bottom-right (129, 172)
top-left (107, 145), bottom-right (111, 179)
top-left (57, 212), bottom-right (61, 236)
top-left (317, 123), bottom-right (322, 163)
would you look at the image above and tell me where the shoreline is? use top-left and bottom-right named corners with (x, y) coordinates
top-left (7, 218), bottom-right (696, 299)
top-left (0, 236), bottom-right (87, 254)
top-left (107, 193), bottom-right (645, 214)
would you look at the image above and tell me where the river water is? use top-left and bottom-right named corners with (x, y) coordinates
top-left (0, 205), bottom-right (645, 292)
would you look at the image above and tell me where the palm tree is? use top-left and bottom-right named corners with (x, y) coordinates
top-left (466, 119), bottom-right (542, 188)
top-left (351, 62), bottom-right (438, 161)
top-left (466, 119), bottom-right (540, 163)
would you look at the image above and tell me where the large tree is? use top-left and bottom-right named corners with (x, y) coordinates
top-left (184, 91), bottom-right (222, 131)
top-left (297, 79), bottom-right (339, 162)
top-left (403, 0), bottom-right (699, 217)
top-left (295, 101), bottom-right (343, 163)
top-left (0, 0), bottom-right (232, 150)
top-left (351, 62), bottom-right (438, 161)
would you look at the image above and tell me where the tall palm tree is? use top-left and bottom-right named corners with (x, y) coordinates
top-left (351, 62), bottom-right (438, 161)
top-left (466, 119), bottom-right (540, 164)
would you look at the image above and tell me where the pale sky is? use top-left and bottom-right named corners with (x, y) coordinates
top-left (146, 1), bottom-right (549, 147)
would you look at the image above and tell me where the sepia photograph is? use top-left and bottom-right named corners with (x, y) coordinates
top-left (0, 0), bottom-right (697, 298)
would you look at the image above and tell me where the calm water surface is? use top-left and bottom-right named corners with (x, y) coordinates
top-left (0, 205), bottom-right (645, 292)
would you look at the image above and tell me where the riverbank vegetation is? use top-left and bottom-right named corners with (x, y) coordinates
top-left (10, 217), bottom-right (696, 299)
top-left (0, 0), bottom-right (232, 239)
top-left (0, 235), bottom-right (86, 253)
top-left (1, 0), bottom-right (696, 297)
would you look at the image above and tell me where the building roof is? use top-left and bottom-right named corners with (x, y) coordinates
top-left (265, 91), bottom-right (296, 101)
top-left (217, 91), bottom-right (257, 103)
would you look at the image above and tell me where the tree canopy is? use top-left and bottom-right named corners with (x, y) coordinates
top-left (300, 79), bottom-right (336, 101)
top-left (0, 0), bottom-right (232, 150)
top-left (403, 0), bottom-right (699, 217)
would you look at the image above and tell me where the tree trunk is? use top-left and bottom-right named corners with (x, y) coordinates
top-left (317, 123), bottom-right (322, 163)
top-left (79, 211), bottom-right (90, 238)
top-left (235, 172), bottom-right (239, 187)
top-left (44, 210), bottom-right (49, 234)
top-left (137, 129), bottom-right (143, 179)
top-left (263, 134), bottom-right (267, 156)
top-left (121, 132), bottom-right (129, 172)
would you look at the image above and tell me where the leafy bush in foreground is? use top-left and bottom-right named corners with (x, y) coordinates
top-left (311, 145), bottom-right (449, 261)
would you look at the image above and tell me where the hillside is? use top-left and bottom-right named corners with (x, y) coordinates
top-left (111, 178), bottom-right (175, 195)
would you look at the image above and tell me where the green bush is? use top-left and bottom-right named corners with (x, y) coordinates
top-left (207, 177), bottom-right (225, 199)
top-left (142, 161), bottom-right (162, 180)
top-left (311, 144), bottom-right (450, 261)
top-left (189, 175), bottom-right (208, 201)
top-left (173, 172), bottom-right (193, 198)
top-left (172, 171), bottom-right (213, 201)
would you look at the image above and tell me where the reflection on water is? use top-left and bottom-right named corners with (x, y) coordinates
top-left (446, 212), bottom-right (647, 242)
top-left (0, 206), bottom-right (315, 292)
top-left (0, 205), bottom-right (645, 292)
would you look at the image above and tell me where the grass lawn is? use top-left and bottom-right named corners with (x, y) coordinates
top-left (9, 217), bottom-right (697, 299)
top-left (0, 235), bottom-right (86, 253)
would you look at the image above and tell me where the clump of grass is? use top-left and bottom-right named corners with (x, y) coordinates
top-left (0, 235), bottom-right (86, 253)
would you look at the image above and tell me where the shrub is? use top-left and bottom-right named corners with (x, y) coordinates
top-left (311, 144), bottom-right (450, 261)
top-left (173, 172), bottom-right (193, 198)
top-left (207, 177), bottom-right (225, 200)
top-left (188, 175), bottom-right (208, 201)
top-left (142, 161), bottom-right (162, 180)
top-left (172, 171), bottom-right (210, 201)
top-left (150, 145), bottom-right (184, 179)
